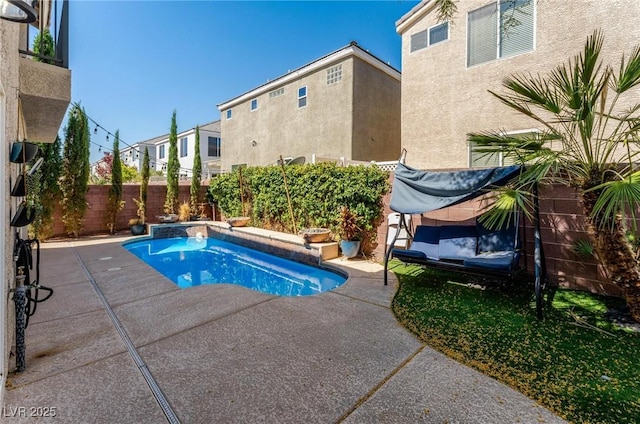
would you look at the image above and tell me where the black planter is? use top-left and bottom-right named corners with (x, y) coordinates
top-left (130, 224), bottom-right (146, 235)
top-left (11, 174), bottom-right (26, 197)
top-left (10, 141), bottom-right (39, 163)
top-left (11, 203), bottom-right (36, 228)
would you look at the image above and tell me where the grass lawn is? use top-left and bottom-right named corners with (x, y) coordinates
top-left (389, 260), bottom-right (640, 424)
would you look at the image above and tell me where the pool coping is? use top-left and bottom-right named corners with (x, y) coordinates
top-left (144, 221), bottom-right (340, 266)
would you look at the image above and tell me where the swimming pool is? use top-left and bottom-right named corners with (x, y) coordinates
top-left (124, 237), bottom-right (346, 296)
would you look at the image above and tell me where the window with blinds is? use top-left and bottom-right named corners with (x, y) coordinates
top-left (411, 30), bottom-right (428, 52)
top-left (469, 131), bottom-right (537, 168)
top-left (411, 22), bottom-right (449, 53)
top-left (467, 0), bottom-right (534, 67)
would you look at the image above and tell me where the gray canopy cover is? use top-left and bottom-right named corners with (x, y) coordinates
top-left (389, 163), bottom-right (522, 214)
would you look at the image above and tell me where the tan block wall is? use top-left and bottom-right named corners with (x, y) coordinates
top-left (399, 0), bottom-right (640, 170)
top-left (220, 55), bottom-right (402, 171)
top-left (221, 58), bottom-right (355, 171)
top-left (50, 184), bottom-right (212, 237)
top-left (351, 57), bottom-right (402, 161)
top-left (375, 173), bottom-right (621, 296)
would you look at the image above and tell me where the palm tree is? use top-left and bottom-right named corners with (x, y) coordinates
top-left (469, 30), bottom-right (640, 322)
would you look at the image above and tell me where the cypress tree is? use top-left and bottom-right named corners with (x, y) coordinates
top-left (164, 110), bottom-right (179, 214)
top-left (190, 125), bottom-right (202, 216)
top-left (30, 136), bottom-right (62, 239)
top-left (139, 146), bottom-right (150, 223)
top-left (106, 130), bottom-right (124, 234)
top-left (60, 104), bottom-right (90, 237)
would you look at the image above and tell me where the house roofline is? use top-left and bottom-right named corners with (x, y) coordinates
top-left (395, 0), bottom-right (437, 34)
top-left (217, 42), bottom-right (401, 111)
top-left (125, 119), bottom-right (221, 149)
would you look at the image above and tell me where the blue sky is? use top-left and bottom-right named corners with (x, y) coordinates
top-left (69, 0), bottom-right (419, 162)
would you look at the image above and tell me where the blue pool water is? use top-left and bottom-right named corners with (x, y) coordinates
top-left (124, 237), bottom-right (346, 296)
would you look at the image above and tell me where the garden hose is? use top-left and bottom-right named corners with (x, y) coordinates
top-left (14, 237), bottom-right (53, 328)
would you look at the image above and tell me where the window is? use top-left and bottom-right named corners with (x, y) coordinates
top-left (410, 30), bottom-right (428, 52)
top-left (326, 64), bottom-right (342, 85)
top-left (411, 22), bottom-right (449, 52)
top-left (269, 88), bottom-right (284, 98)
top-left (208, 136), bottom-right (221, 157)
top-left (429, 22), bottom-right (449, 45)
top-left (158, 144), bottom-right (165, 159)
top-left (226, 109), bottom-right (232, 120)
top-left (180, 137), bottom-right (188, 157)
top-left (467, 0), bottom-right (534, 67)
top-left (298, 86), bottom-right (307, 108)
top-left (469, 130), bottom-right (535, 168)
top-left (250, 98), bottom-right (258, 111)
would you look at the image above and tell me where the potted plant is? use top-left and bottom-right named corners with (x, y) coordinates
top-left (130, 147), bottom-right (150, 235)
top-left (227, 167), bottom-right (250, 227)
top-left (336, 206), bottom-right (362, 259)
top-left (128, 217), bottom-right (146, 236)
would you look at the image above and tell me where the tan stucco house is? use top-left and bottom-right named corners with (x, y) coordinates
top-left (396, 0), bottom-right (640, 170)
top-left (0, 0), bottom-right (71, 398)
top-left (217, 42), bottom-right (401, 172)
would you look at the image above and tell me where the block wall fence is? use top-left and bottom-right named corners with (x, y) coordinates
top-left (50, 184), bottom-right (213, 237)
top-left (50, 178), bottom-right (618, 297)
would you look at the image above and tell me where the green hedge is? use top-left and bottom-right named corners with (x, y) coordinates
top-left (208, 162), bottom-right (390, 252)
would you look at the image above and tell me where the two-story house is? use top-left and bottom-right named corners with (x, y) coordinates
top-left (217, 42), bottom-right (401, 172)
top-left (153, 120), bottom-right (221, 179)
top-left (121, 137), bottom-right (160, 172)
top-left (0, 0), bottom-right (71, 398)
top-left (396, 0), bottom-right (640, 170)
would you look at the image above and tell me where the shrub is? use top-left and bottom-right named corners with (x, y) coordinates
top-left (209, 162), bottom-right (389, 254)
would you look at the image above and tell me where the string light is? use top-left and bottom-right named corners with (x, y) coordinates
top-left (85, 112), bottom-right (197, 174)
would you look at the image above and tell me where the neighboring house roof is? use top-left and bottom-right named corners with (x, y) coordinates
top-left (395, 0), bottom-right (436, 33)
top-left (199, 120), bottom-right (221, 132)
top-left (127, 120), bottom-right (221, 149)
top-left (217, 41), bottom-right (401, 111)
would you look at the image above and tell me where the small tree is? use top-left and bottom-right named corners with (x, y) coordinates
top-left (93, 152), bottom-right (113, 184)
top-left (106, 130), bottom-right (124, 234)
top-left (60, 103), bottom-right (90, 238)
top-left (28, 137), bottom-right (62, 239)
top-left (164, 110), bottom-right (179, 214)
top-left (133, 147), bottom-right (150, 224)
top-left (469, 30), bottom-right (640, 321)
top-left (190, 125), bottom-right (202, 216)
top-left (32, 28), bottom-right (55, 64)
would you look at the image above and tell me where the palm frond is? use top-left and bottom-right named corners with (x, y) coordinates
top-left (587, 170), bottom-right (640, 232)
top-left (613, 44), bottom-right (640, 93)
top-left (479, 187), bottom-right (533, 229)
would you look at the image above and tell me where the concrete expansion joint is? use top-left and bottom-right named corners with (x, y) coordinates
top-left (335, 344), bottom-right (427, 423)
top-left (328, 291), bottom-right (391, 310)
top-left (72, 247), bottom-right (180, 424)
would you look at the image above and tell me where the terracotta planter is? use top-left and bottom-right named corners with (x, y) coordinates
top-left (157, 214), bottom-right (179, 223)
top-left (300, 228), bottom-right (331, 243)
top-left (227, 217), bottom-right (250, 227)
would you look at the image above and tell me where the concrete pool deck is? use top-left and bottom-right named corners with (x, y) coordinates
top-left (3, 234), bottom-right (567, 423)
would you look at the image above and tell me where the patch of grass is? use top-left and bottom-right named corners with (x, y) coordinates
top-left (389, 260), bottom-right (640, 424)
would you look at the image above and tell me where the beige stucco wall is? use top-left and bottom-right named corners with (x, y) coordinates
top-left (220, 58), bottom-right (355, 171)
top-left (399, 0), bottom-right (640, 170)
top-left (0, 19), bottom-right (22, 400)
top-left (351, 57), bottom-right (402, 162)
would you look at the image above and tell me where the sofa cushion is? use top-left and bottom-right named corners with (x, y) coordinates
top-left (438, 225), bottom-right (477, 260)
top-left (464, 251), bottom-right (516, 271)
top-left (476, 219), bottom-right (517, 253)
